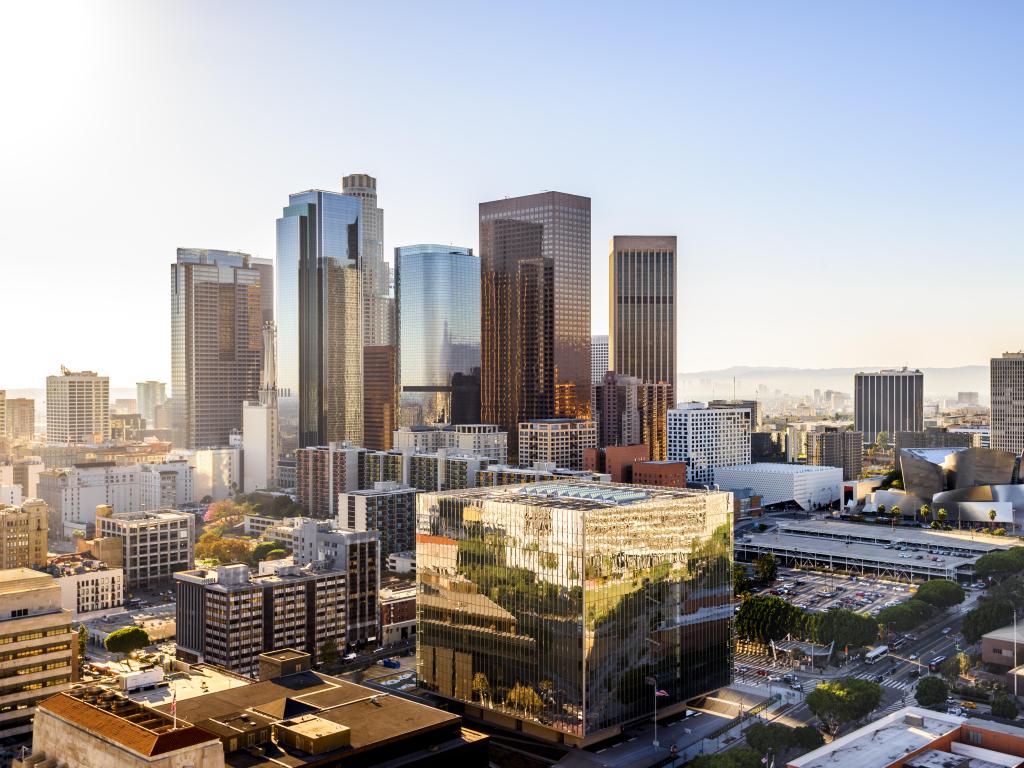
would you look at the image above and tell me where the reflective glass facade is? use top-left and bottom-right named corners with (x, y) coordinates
top-left (480, 193), bottom-right (591, 463)
top-left (395, 245), bottom-right (480, 427)
top-left (416, 482), bottom-right (732, 745)
top-left (276, 191), bottom-right (363, 455)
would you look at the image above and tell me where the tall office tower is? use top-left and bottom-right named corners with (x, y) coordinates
top-left (667, 402), bottom-right (751, 485)
top-left (363, 345), bottom-right (397, 450)
top-left (853, 368), bottom-right (924, 445)
top-left (0, 570), bottom-right (74, 742)
top-left (251, 256), bottom-right (275, 325)
top-left (591, 335), bottom-right (609, 382)
top-left (593, 372), bottom-right (671, 460)
top-left (343, 173), bottom-right (393, 346)
top-left (416, 481), bottom-right (732, 745)
top-left (170, 249), bottom-right (262, 450)
top-left (395, 245), bottom-right (481, 427)
top-left (0, 390), bottom-right (5, 437)
top-left (45, 368), bottom-right (110, 444)
top-left (805, 427), bottom-right (864, 481)
top-left (277, 190), bottom-right (363, 455)
top-left (0, 499), bottom-right (48, 568)
top-left (6, 398), bottom-right (33, 440)
top-left (609, 236), bottom-right (677, 405)
top-left (518, 418), bottom-right (597, 470)
top-left (135, 381), bottom-right (167, 426)
top-left (991, 353), bottom-right (1024, 454)
top-left (243, 323), bottom-right (279, 492)
top-left (480, 191), bottom-right (592, 462)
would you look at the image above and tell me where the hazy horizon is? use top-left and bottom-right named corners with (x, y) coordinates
top-left (3, 1), bottom-right (1022, 390)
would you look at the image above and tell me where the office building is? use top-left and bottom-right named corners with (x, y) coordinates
top-left (632, 460), bottom-right (688, 488)
top-left (17, 657), bottom-right (488, 768)
top-left (715, 464), bottom-right (842, 510)
top-left (805, 427), bottom-right (863, 481)
top-left (0, 569), bottom-right (74, 742)
top-left (363, 344), bottom-right (397, 451)
top-left (894, 427), bottom-right (975, 455)
top-left (751, 431), bottom-right (785, 463)
top-left (243, 322), bottom-right (279, 492)
top-left (416, 481), bottom-right (732, 745)
top-left (277, 189), bottom-right (363, 454)
top-left (518, 418), bottom-right (597, 471)
top-left (171, 249), bottom-right (263, 450)
top-left (0, 499), bottom-right (48, 569)
top-left (593, 372), bottom-right (671, 460)
top-left (582, 444), bottom-right (648, 482)
top-left (667, 402), bottom-right (752, 485)
top-left (182, 446), bottom-right (241, 502)
top-left (37, 460), bottom-right (194, 539)
top-left (958, 391), bottom-right (980, 406)
top-left (709, 399), bottom-right (761, 430)
top-left (13, 459), bottom-right (43, 499)
top-left (475, 463), bottom-right (610, 486)
top-left (395, 244), bottom-right (481, 427)
top-left (609, 235), bottom-right (676, 403)
top-left (392, 423), bottom-right (507, 464)
top-left (338, 482), bottom-right (416, 559)
top-left (0, 390), bottom-right (4, 437)
top-left (591, 335), bottom-right (609, 384)
top-left (480, 191), bottom-right (591, 462)
top-left (46, 553), bottom-right (124, 619)
top-left (175, 563), bottom-right (348, 677)
top-left (6, 398), bottom-right (34, 440)
top-left (135, 381), bottom-right (167, 427)
top-left (788, 707), bottom-right (1024, 768)
top-left (991, 352), bottom-right (1024, 454)
top-left (294, 443), bottom-right (364, 518)
top-left (95, 507), bottom-right (194, 588)
top-left (46, 368), bottom-right (110, 444)
top-left (854, 368), bottom-right (924, 445)
top-left (286, 524), bottom-right (380, 644)
top-left (381, 584), bottom-right (417, 644)
top-left (342, 173), bottom-right (392, 347)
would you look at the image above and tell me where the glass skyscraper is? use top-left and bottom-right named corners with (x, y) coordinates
top-left (416, 481), bottom-right (733, 746)
top-left (276, 191), bottom-right (363, 455)
top-left (395, 245), bottom-right (481, 427)
top-left (480, 192), bottom-right (591, 463)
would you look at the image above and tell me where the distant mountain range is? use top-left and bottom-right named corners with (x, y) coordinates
top-left (678, 365), bottom-right (989, 402)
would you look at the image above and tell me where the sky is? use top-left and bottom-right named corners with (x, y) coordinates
top-left (1, 1), bottom-right (1022, 389)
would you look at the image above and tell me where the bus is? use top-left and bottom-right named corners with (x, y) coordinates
top-left (865, 645), bottom-right (889, 664)
top-left (929, 655), bottom-right (947, 672)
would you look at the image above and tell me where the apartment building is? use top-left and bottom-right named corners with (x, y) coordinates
top-left (95, 507), bottom-right (195, 588)
top-left (0, 499), bottom-right (48, 569)
top-left (517, 418), bottom-right (597, 471)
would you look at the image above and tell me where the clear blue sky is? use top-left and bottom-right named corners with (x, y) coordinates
top-left (2, 1), bottom-right (1022, 389)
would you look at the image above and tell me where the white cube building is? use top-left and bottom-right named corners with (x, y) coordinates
top-left (667, 402), bottom-right (751, 485)
top-left (714, 463), bottom-right (842, 510)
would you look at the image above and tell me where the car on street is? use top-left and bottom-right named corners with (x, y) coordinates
top-left (767, 674), bottom-right (782, 682)
top-left (909, 653), bottom-right (918, 660)
top-left (942, 627), bottom-right (952, 635)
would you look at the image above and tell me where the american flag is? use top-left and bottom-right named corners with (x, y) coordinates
top-left (655, 689), bottom-right (669, 697)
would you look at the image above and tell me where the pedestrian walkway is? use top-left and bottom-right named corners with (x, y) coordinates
top-left (849, 669), bottom-right (917, 692)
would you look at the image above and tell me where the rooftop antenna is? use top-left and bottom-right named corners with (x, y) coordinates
top-left (733, 377), bottom-right (737, 401)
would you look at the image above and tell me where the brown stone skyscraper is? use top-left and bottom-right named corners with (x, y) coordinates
top-left (609, 236), bottom-right (677, 403)
top-left (480, 192), bottom-right (591, 462)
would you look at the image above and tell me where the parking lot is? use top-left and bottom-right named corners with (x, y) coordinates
top-left (757, 566), bottom-right (915, 618)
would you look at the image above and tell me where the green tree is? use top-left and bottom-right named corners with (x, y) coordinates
top-left (990, 509), bottom-right (999, 531)
top-left (939, 652), bottom-right (969, 684)
top-left (77, 625), bottom-right (88, 669)
top-left (877, 599), bottom-right (937, 633)
top-left (962, 599), bottom-right (1014, 644)
top-left (891, 505), bottom-right (902, 522)
top-left (251, 540), bottom-right (289, 563)
top-left (919, 505), bottom-right (930, 524)
top-left (266, 549), bottom-right (288, 560)
top-left (472, 672), bottom-right (491, 705)
top-left (814, 608), bottom-right (878, 650)
top-left (735, 595), bottom-right (810, 645)
top-left (992, 694), bottom-right (1020, 719)
top-left (915, 579), bottom-right (965, 609)
top-left (937, 508), bottom-right (948, 525)
top-left (506, 683), bottom-right (543, 715)
top-left (791, 726), bottom-right (825, 752)
top-left (877, 504), bottom-right (887, 517)
top-left (914, 675), bottom-right (948, 707)
top-left (104, 626), bottom-right (151, 669)
top-left (805, 678), bottom-right (882, 735)
top-left (754, 553), bottom-right (778, 585)
top-left (319, 639), bottom-right (338, 667)
top-left (689, 748), bottom-right (762, 768)
top-left (745, 722), bottom-right (792, 756)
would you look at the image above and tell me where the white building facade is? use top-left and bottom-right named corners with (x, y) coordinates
top-left (392, 423), bottom-right (508, 465)
top-left (714, 463), bottom-right (842, 510)
top-left (45, 369), bottom-right (110, 444)
top-left (667, 402), bottom-right (752, 485)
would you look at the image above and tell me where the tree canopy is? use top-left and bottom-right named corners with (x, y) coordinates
top-left (754, 554), bottom-right (778, 584)
top-left (806, 678), bottom-right (882, 735)
top-left (689, 748), bottom-right (762, 768)
top-left (914, 676), bottom-right (948, 707)
top-left (735, 595), bottom-right (810, 644)
top-left (877, 598), bottom-right (937, 633)
top-left (975, 548), bottom-right (1024, 579)
top-left (914, 579), bottom-right (965, 609)
top-left (195, 534), bottom-right (253, 565)
top-left (104, 626), bottom-right (151, 667)
top-left (992, 694), bottom-right (1019, 719)
top-left (962, 599), bottom-right (1015, 644)
top-left (814, 607), bottom-right (878, 649)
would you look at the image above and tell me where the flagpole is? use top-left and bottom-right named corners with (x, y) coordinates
top-left (653, 684), bottom-right (659, 748)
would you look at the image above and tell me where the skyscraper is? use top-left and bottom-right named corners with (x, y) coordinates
top-left (276, 190), bottom-right (363, 454)
top-left (170, 249), bottom-right (263, 450)
top-left (363, 345), bottom-right (397, 451)
top-left (135, 381), bottom-right (167, 427)
top-left (480, 191), bottom-right (591, 462)
top-left (6, 397), bottom-right (34, 440)
top-left (853, 368), bottom-right (924, 445)
top-left (609, 236), bottom-right (677, 404)
top-left (805, 427), bottom-right (864, 481)
top-left (667, 402), bottom-right (751, 485)
top-left (593, 372), bottom-right (672, 459)
top-left (395, 244), bottom-right (481, 427)
top-left (343, 173), bottom-right (393, 346)
top-left (991, 352), bottom-right (1024, 454)
top-left (242, 323), bottom-right (279, 492)
top-left (591, 334), bottom-right (609, 383)
top-left (45, 368), bottom-right (110, 444)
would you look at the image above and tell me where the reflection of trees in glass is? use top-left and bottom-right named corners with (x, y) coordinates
top-left (472, 672), bottom-right (491, 705)
top-left (506, 683), bottom-right (544, 715)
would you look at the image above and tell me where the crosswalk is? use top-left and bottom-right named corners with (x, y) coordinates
top-left (849, 669), bottom-right (916, 692)
top-left (733, 652), bottom-right (917, 694)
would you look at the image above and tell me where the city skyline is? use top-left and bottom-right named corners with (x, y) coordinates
top-left (3, 1), bottom-right (1022, 388)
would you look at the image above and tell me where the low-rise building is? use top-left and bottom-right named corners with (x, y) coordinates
top-left (714, 463), bottom-right (842, 510)
top-left (380, 583), bottom-right (416, 645)
top-left (95, 507), bottom-right (195, 588)
top-left (387, 550), bottom-right (415, 573)
top-left (45, 553), bottom-right (124, 620)
top-left (0, 569), bottom-right (75, 742)
top-left (475, 462), bottom-right (610, 486)
top-left (632, 460), bottom-right (688, 488)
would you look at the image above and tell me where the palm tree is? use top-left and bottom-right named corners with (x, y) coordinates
top-left (937, 508), bottom-right (948, 527)
top-left (989, 509), bottom-right (998, 532)
top-left (877, 504), bottom-right (887, 519)
top-left (919, 505), bottom-right (930, 526)
top-left (891, 505), bottom-right (902, 530)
